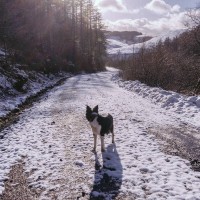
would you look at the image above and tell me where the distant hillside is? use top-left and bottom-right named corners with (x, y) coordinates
top-left (108, 27), bottom-right (200, 95)
top-left (107, 29), bottom-right (185, 55)
top-left (105, 31), bottom-right (152, 45)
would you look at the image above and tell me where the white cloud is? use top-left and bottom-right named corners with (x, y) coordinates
top-left (144, 12), bottom-right (187, 35)
top-left (145, 0), bottom-right (180, 15)
top-left (171, 5), bottom-right (181, 13)
top-left (104, 18), bottom-right (149, 32)
top-left (94, 0), bottom-right (140, 13)
top-left (104, 12), bottom-right (188, 36)
top-left (95, 0), bottom-right (126, 11)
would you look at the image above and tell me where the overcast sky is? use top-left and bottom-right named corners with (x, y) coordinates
top-left (94, 0), bottom-right (200, 36)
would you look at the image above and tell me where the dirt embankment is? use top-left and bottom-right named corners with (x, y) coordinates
top-left (0, 77), bottom-right (68, 135)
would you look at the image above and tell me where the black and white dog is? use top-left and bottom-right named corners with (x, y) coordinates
top-left (86, 105), bottom-right (114, 152)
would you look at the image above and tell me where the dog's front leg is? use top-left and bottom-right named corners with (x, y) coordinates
top-left (93, 134), bottom-right (97, 152)
top-left (92, 127), bottom-right (97, 152)
top-left (100, 136), bottom-right (105, 152)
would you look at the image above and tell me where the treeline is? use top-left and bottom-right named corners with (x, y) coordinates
top-left (0, 0), bottom-right (106, 72)
top-left (108, 14), bottom-right (200, 94)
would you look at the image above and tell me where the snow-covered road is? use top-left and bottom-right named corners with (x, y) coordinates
top-left (0, 69), bottom-right (200, 199)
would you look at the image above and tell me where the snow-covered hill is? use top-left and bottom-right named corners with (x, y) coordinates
top-left (107, 29), bottom-right (186, 55)
top-left (107, 39), bottom-right (127, 50)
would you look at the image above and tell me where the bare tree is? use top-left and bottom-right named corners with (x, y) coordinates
top-left (186, 7), bottom-right (200, 47)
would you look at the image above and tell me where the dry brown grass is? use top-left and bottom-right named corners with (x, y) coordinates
top-left (0, 162), bottom-right (38, 200)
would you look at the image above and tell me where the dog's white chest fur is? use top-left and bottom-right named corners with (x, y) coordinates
top-left (90, 117), bottom-right (101, 135)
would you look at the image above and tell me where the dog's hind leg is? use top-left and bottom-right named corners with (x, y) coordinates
top-left (111, 125), bottom-right (115, 144)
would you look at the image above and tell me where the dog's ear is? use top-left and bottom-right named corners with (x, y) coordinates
top-left (93, 105), bottom-right (98, 113)
top-left (86, 105), bottom-right (92, 112)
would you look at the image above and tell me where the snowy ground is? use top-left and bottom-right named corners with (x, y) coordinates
top-left (0, 49), bottom-right (5, 56)
top-left (0, 68), bottom-right (200, 199)
top-left (112, 74), bottom-right (200, 128)
top-left (0, 65), bottom-right (70, 118)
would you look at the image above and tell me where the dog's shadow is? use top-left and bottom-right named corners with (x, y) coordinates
top-left (89, 144), bottom-right (123, 199)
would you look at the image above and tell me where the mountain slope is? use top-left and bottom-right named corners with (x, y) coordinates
top-left (107, 29), bottom-right (186, 55)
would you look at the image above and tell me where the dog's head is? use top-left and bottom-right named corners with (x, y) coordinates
top-left (86, 105), bottom-right (98, 122)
